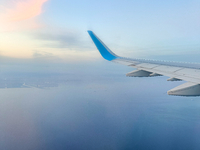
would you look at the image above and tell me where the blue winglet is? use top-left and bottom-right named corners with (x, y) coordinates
top-left (88, 31), bottom-right (118, 61)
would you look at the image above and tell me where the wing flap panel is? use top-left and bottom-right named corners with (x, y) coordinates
top-left (137, 63), bottom-right (158, 69)
top-left (175, 68), bottom-right (200, 78)
top-left (153, 65), bottom-right (183, 73)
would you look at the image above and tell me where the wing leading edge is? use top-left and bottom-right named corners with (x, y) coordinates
top-left (88, 30), bottom-right (200, 96)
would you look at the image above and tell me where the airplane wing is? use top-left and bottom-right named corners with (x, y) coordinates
top-left (88, 30), bottom-right (200, 96)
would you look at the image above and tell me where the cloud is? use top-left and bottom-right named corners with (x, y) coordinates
top-left (34, 30), bottom-right (92, 50)
top-left (0, 0), bottom-right (48, 31)
top-left (1, 0), bottom-right (48, 22)
top-left (37, 32), bottom-right (81, 48)
top-left (32, 50), bottom-right (60, 62)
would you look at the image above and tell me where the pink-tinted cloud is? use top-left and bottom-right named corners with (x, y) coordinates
top-left (0, 0), bottom-right (49, 31)
top-left (1, 0), bottom-right (48, 22)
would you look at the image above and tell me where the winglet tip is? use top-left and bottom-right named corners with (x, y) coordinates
top-left (87, 30), bottom-right (93, 34)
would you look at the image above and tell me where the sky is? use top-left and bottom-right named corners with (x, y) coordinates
top-left (1, 0), bottom-right (200, 63)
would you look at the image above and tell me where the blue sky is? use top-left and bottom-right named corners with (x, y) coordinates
top-left (0, 0), bottom-right (200, 62)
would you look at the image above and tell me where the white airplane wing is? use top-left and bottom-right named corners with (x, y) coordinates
top-left (88, 30), bottom-right (200, 96)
